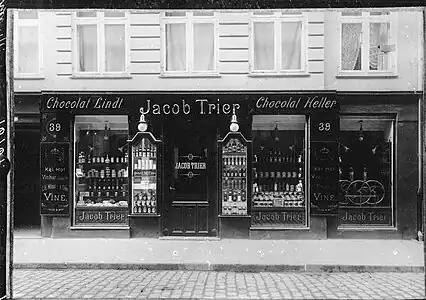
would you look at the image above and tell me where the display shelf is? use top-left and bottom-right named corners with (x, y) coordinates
top-left (218, 132), bottom-right (251, 216)
top-left (128, 132), bottom-right (162, 216)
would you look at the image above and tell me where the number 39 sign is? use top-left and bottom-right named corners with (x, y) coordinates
top-left (310, 114), bottom-right (339, 142)
top-left (41, 113), bottom-right (69, 143)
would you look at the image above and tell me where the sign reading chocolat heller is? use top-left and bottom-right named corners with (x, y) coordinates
top-left (40, 143), bottom-right (70, 215)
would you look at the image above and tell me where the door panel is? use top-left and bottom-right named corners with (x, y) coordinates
top-left (163, 117), bottom-right (217, 236)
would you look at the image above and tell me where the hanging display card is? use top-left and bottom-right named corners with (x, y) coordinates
top-left (40, 143), bottom-right (70, 215)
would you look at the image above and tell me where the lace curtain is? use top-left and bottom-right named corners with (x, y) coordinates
top-left (166, 23), bottom-right (215, 72)
top-left (341, 23), bottom-right (362, 70)
top-left (77, 25), bottom-right (97, 72)
top-left (18, 26), bottom-right (39, 73)
top-left (369, 23), bottom-right (390, 71)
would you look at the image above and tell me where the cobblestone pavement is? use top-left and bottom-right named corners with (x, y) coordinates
top-left (12, 270), bottom-right (424, 299)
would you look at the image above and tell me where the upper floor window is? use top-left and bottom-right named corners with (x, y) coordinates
top-left (14, 10), bottom-right (42, 77)
top-left (73, 11), bottom-right (129, 76)
top-left (340, 11), bottom-right (397, 75)
top-left (161, 11), bottom-right (218, 76)
top-left (249, 11), bottom-right (307, 75)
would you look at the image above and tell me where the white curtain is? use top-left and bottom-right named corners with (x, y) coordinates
top-left (253, 22), bottom-right (274, 70)
top-left (281, 22), bottom-right (302, 70)
top-left (193, 23), bottom-right (214, 71)
top-left (369, 22), bottom-right (390, 71)
top-left (166, 23), bottom-right (186, 71)
top-left (18, 26), bottom-right (38, 73)
top-left (341, 23), bottom-right (362, 70)
top-left (77, 25), bottom-right (97, 72)
top-left (105, 25), bottom-right (125, 72)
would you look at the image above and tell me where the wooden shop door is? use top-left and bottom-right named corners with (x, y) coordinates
top-left (162, 117), bottom-right (218, 236)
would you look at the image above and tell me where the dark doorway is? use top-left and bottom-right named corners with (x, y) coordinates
top-left (162, 117), bottom-right (218, 236)
top-left (14, 125), bottom-right (41, 235)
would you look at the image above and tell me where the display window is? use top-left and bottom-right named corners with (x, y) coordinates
top-left (73, 115), bottom-right (129, 227)
top-left (338, 115), bottom-right (394, 227)
top-left (251, 115), bottom-right (308, 228)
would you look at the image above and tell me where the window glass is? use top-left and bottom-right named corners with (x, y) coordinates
top-left (77, 25), bottom-right (98, 72)
top-left (253, 11), bottom-right (274, 16)
top-left (369, 22), bottom-right (391, 71)
top-left (370, 11), bottom-right (390, 16)
top-left (193, 23), bottom-right (215, 71)
top-left (104, 11), bottom-right (125, 18)
top-left (338, 116), bottom-right (394, 227)
top-left (281, 11), bottom-right (303, 15)
top-left (251, 115), bottom-right (307, 228)
top-left (77, 11), bottom-right (97, 18)
top-left (74, 115), bottom-right (129, 227)
top-left (342, 12), bottom-right (362, 16)
top-left (281, 22), bottom-right (302, 70)
top-left (341, 23), bottom-right (362, 70)
top-left (18, 10), bottom-right (38, 19)
top-left (253, 22), bottom-right (274, 71)
top-left (165, 12), bottom-right (186, 17)
top-left (193, 11), bottom-right (214, 16)
top-left (105, 25), bottom-right (126, 72)
top-left (165, 23), bottom-right (186, 71)
top-left (18, 26), bottom-right (39, 74)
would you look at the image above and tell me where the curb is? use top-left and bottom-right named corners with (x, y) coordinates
top-left (13, 263), bottom-right (424, 273)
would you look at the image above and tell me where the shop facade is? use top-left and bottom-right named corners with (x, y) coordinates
top-left (35, 91), bottom-right (419, 239)
top-left (11, 8), bottom-right (423, 240)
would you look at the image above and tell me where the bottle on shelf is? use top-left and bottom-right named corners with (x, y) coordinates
top-left (349, 166), bottom-right (354, 181)
top-left (363, 166), bottom-right (368, 181)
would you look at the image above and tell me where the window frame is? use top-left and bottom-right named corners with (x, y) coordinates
top-left (71, 11), bottom-right (130, 78)
top-left (160, 11), bottom-right (219, 77)
top-left (337, 114), bottom-right (396, 229)
top-left (249, 11), bottom-right (308, 76)
top-left (72, 114), bottom-right (131, 229)
top-left (14, 10), bottom-right (43, 79)
top-left (338, 11), bottom-right (398, 77)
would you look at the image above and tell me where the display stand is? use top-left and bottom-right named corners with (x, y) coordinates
top-left (218, 131), bottom-right (251, 238)
top-left (127, 131), bottom-right (162, 237)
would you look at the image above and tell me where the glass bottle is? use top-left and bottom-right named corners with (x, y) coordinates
top-left (349, 166), bottom-right (354, 181)
top-left (363, 166), bottom-right (368, 181)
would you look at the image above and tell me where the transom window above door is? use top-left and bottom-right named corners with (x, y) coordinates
top-left (249, 11), bottom-right (307, 75)
top-left (73, 11), bottom-right (129, 77)
top-left (160, 11), bottom-right (218, 76)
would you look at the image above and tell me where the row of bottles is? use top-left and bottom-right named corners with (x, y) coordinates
top-left (222, 204), bottom-right (247, 215)
top-left (254, 169), bottom-right (302, 179)
top-left (339, 166), bottom-right (370, 181)
top-left (86, 168), bottom-right (128, 178)
top-left (133, 189), bottom-right (157, 214)
top-left (133, 141), bottom-right (156, 158)
top-left (253, 179), bottom-right (304, 193)
top-left (133, 157), bottom-right (157, 171)
top-left (223, 189), bottom-right (246, 202)
top-left (223, 156), bottom-right (246, 166)
top-left (255, 152), bottom-right (303, 165)
top-left (223, 168), bottom-right (246, 178)
top-left (88, 180), bottom-right (127, 191)
top-left (223, 178), bottom-right (246, 190)
top-left (78, 152), bottom-right (128, 164)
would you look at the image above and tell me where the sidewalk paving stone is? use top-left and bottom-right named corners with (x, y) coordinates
top-left (10, 269), bottom-right (426, 299)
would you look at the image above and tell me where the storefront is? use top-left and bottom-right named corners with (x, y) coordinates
top-left (37, 91), bottom-right (419, 239)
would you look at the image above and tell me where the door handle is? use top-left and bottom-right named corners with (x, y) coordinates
top-left (169, 186), bottom-right (176, 191)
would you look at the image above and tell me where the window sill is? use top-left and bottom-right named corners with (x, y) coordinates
top-left (71, 74), bottom-right (132, 79)
top-left (248, 72), bottom-right (309, 78)
top-left (159, 73), bottom-right (221, 78)
top-left (70, 226), bottom-right (130, 230)
top-left (337, 226), bottom-right (397, 231)
top-left (336, 72), bottom-right (398, 78)
top-left (14, 75), bottom-right (45, 80)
